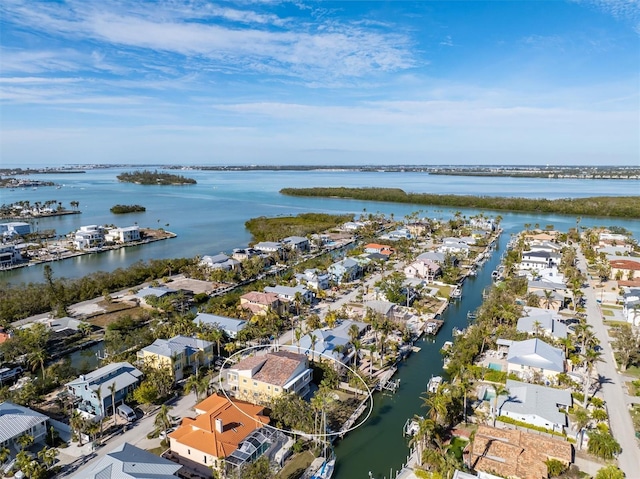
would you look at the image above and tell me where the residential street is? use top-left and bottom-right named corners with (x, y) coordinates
top-left (56, 393), bottom-right (197, 477)
top-left (577, 252), bottom-right (640, 477)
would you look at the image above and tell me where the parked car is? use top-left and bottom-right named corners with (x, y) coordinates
top-left (159, 427), bottom-right (176, 440)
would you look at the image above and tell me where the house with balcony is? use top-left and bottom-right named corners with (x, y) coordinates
top-left (298, 320), bottom-right (369, 363)
top-left (105, 225), bottom-right (140, 244)
top-left (505, 338), bottom-right (565, 383)
top-left (328, 257), bottom-right (361, 284)
top-left (240, 291), bottom-right (283, 316)
top-left (282, 236), bottom-right (310, 252)
top-left (264, 285), bottom-right (314, 305)
top-left (73, 225), bottom-right (106, 250)
top-left (520, 250), bottom-right (560, 272)
top-left (137, 335), bottom-right (214, 382)
top-left (0, 222), bottom-right (31, 238)
top-left (168, 394), bottom-right (269, 478)
top-left (65, 362), bottom-right (143, 418)
top-left (0, 245), bottom-right (22, 267)
top-left (438, 238), bottom-right (471, 257)
top-left (200, 253), bottom-right (240, 271)
top-left (404, 258), bottom-right (441, 282)
top-left (295, 269), bottom-right (331, 290)
top-left (253, 242), bottom-right (283, 255)
top-left (226, 351), bottom-right (312, 404)
top-left (0, 402), bottom-right (48, 458)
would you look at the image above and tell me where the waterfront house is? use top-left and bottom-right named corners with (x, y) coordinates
top-left (136, 285), bottom-right (179, 307)
top-left (505, 338), bottom-right (565, 382)
top-left (226, 351), bottom-right (312, 404)
top-left (379, 228), bottom-right (412, 241)
top-left (0, 402), bottom-right (48, 458)
top-left (404, 258), bottom-right (441, 282)
top-left (527, 283), bottom-right (567, 311)
top-left (494, 380), bottom-right (572, 433)
top-left (342, 221), bottom-right (365, 231)
top-left (200, 253), bottom-right (240, 271)
top-left (240, 291), bottom-right (283, 316)
top-left (195, 312), bottom-right (246, 339)
top-left (264, 285), bottom-right (314, 304)
top-left (282, 236), bottom-right (310, 252)
top-left (438, 238), bottom-right (470, 257)
top-left (406, 221), bottom-right (432, 237)
top-left (468, 425), bottom-right (572, 479)
top-left (298, 320), bottom-right (368, 362)
top-left (253, 241), bottom-right (283, 255)
top-left (610, 259), bottom-right (640, 282)
top-left (328, 257), bottom-right (361, 284)
top-left (231, 248), bottom-right (260, 261)
top-left (416, 251), bottom-right (447, 265)
top-left (66, 362), bottom-right (143, 418)
top-left (105, 225), bottom-right (141, 244)
top-left (0, 222), bottom-right (31, 238)
top-left (71, 442), bottom-right (183, 479)
top-left (0, 245), bottom-right (22, 267)
top-left (364, 243), bottom-right (394, 256)
top-left (73, 225), bottom-right (105, 250)
top-left (295, 269), bottom-right (331, 290)
top-left (168, 394), bottom-right (269, 477)
top-left (137, 335), bottom-right (214, 382)
top-left (516, 307), bottom-right (567, 339)
top-left (520, 250), bottom-right (560, 272)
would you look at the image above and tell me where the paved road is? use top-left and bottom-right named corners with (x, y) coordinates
top-left (58, 393), bottom-right (197, 478)
top-left (577, 252), bottom-right (639, 477)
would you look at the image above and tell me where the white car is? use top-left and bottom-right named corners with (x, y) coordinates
top-left (159, 427), bottom-right (176, 440)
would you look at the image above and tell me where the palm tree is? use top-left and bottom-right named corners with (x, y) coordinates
top-left (492, 384), bottom-right (509, 427)
top-left (16, 433), bottom-right (34, 451)
top-left (155, 404), bottom-right (176, 441)
top-left (351, 339), bottom-right (362, 369)
top-left (309, 332), bottom-right (318, 363)
top-left (207, 328), bottom-right (225, 357)
top-left (185, 374), bottom-right (201, 403)
top-left (38, 446), bottom-right (58, 470)
top-left (70, 411), bottom-right (86, 445)
top-left (108, 382), bottom-right (117, 424)
top-left (543, 289), bottom-right (554, 309)
top-left (573, 407), bottom-right (590, 450)
top-left (95, 387), bottom-right (104, 439)
top-left (0, 446), bottom-right (10, 465)
top-left (348, 323), bottom-right (360, 344)
top-left (294, 328), bottom-right (303, 354)
top-left (27, 348), bottom-right (47, 381)
top-left (582, 347), bottom-right (602, 407)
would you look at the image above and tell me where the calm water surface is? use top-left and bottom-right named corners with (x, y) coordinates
top-left (2, 168), bottom-right (638, 284)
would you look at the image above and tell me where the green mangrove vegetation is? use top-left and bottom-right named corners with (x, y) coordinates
top-left (280, 187), bottom-right (640, 218)
top-left (245, 212), bottom-right (353, 242)
top-left (117, 169), bottom-right (197, 185)
top-left (110, 204), bottom-right (146, 214)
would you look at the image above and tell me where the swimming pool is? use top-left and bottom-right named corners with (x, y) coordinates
top-left (488, 362), bottom-right (503, 371)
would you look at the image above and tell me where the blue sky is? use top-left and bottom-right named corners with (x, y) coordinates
top-left (1, 0), bottom-right (638, 166)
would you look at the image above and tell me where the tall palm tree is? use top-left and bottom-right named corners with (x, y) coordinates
top-left (582, 347), bottom-right (602, 407)
top-left (155, 404), bottom-right (176, 441)
top-left (492, 384), bottom-right (509, 427)
top-left (108, 382), bottom-right (117, 424)
top-left (27, 348), bottom-right (48, 381)
top-left (38, 446), bottom-right (58, 470)
top-left (95, 387), bottom-right (104, 439)
top-left (70, 411), bottom-right (86, 446)
top-left (309, 333), bottom-right (318, 363)
top-left (543, 289), bottom-right (554, 309)
top-left (351, 339), bottom-right (362, 369)
top-left (185, 374), bottom-right (201, 403)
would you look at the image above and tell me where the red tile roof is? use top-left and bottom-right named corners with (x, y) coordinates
top-left (170, 394), bottom-right (269, 459)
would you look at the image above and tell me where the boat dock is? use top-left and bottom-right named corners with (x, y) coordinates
top-left (423, 319), bottom-right (444, 335)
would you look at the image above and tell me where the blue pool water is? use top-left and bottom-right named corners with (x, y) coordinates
top-left (488, 362), bottom-right (503, 371)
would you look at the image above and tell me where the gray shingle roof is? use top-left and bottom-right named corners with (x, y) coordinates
top-left (506, 338), bottom-right (565, 372)
top-left (73, 442), bottom-right (182, 479)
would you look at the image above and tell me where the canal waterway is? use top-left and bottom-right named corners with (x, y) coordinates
top-left (333, 232), bottom-right (506, 479)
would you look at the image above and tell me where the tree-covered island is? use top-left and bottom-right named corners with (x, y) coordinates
top-left (110, 204), bottom-right (146, 214)
top-left (245, 212), bottom-right (354, 242)
top-left (117, 169), bottom-right (197, 185)
top-left (280, 187), bottom-right (640, 219)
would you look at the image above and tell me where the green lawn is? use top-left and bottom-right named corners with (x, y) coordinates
top-left (601, 309), bottom-right (614, 317)
top-left (146, 446), bottom-right (165, 456)
top-left (625, 365), bottom-right (640, 379)
top-left (277, 451), bottom-right (315, 479)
